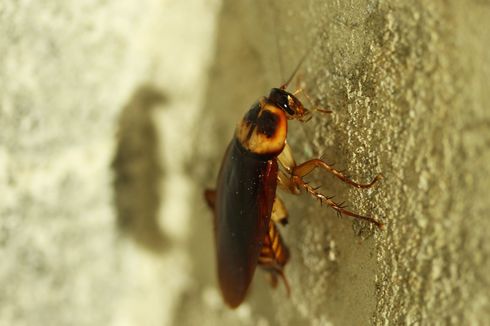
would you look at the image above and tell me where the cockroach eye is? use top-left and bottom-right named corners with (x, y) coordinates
top-left (268, 88), bottom-right (295, 115)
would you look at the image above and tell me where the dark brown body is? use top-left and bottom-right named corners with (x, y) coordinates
top-left (212, 138), bottom-right (278, 308)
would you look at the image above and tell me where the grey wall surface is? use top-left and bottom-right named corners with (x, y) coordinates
top-left (185, 0), bottom-right (490, 325)
top-left (1, 0), bottom-right (489, 325)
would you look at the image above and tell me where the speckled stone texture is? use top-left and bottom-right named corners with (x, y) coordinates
top-left (183, 0), bottom-right (490, 325)
top-left (1, 0), bottom-right (489, 325)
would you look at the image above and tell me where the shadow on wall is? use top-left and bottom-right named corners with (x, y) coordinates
top-left (112, 85), bottom-right (168, 252)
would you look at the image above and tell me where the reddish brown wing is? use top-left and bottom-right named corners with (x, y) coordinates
top-left (211, 138), bottom-right (278, 308)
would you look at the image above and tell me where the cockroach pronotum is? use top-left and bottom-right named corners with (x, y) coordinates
top-left (204, 59), bottom-right (383, 308)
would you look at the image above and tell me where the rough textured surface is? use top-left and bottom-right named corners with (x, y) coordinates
top-left (185, 0), bottom-right (490, 325)
top-left (2, 0), bottom-right (489, 325)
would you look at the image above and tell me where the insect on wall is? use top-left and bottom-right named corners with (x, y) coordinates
top-left (203, 52), bottom-right (383, 308)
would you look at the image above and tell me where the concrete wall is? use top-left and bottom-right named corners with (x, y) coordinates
top-left (1, 0), bottom-right (489, 325)
top-left (0, 1), bottom-right (221, 325)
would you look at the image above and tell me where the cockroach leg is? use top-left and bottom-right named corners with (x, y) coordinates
top-left (275, 268), bottom-right (291, 296)
top-left (258, 257), bottom-right (291, 296)
top-left (266, 271), bottom-right (279, 288)
top-left (272, 196), bottom-right (289, 225)
top-left (277, 142), bottom-right (296, 174)
top-left (292, 159), bottom-right (382, 189)
top-left (277, 144), bottom-right (383, 229)
top-left (277, 170), bottom-right (300, 194)
top-left (279, 144), bottom-right (381, 189)
top-left (204, 189), bottom-right (216, 209)
top-left (291, 74), bottom-right (332, 116)
top-left (291, 175), bottom-right (384, 229)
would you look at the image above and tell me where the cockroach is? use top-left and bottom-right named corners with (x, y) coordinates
top-left (204, 60), bottom-right (383, 309)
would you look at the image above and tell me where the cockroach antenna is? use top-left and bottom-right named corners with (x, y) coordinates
top-left (279, 50), bottom-right (310, 90)
top-left (278, 30), bottom-right (321, 90)
top-left (271, 0), bottom-right (313, 91)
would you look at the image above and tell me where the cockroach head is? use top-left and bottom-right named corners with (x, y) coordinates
top-left (268, 88), bottom-right (311, 122)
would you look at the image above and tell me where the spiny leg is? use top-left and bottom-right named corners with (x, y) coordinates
top-left (279, 143), bottom-right (381, 189)
top-left (293, 159), bottom-right (382, 189)
top-left (291, 175), bottom-right (383, 229)
top-left (291, 74), bottom-right (332, 116)
top-left (277, 143), bottom-right (383, 229)
top-left (259, 257), bottom-right (291, 296)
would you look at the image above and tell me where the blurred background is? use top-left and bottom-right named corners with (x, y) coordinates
top-left (1, 0), bottom-right (489, 325)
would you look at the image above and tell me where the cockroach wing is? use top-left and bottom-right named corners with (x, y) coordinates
top-left (213, 139), bottom-right (278, 308)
